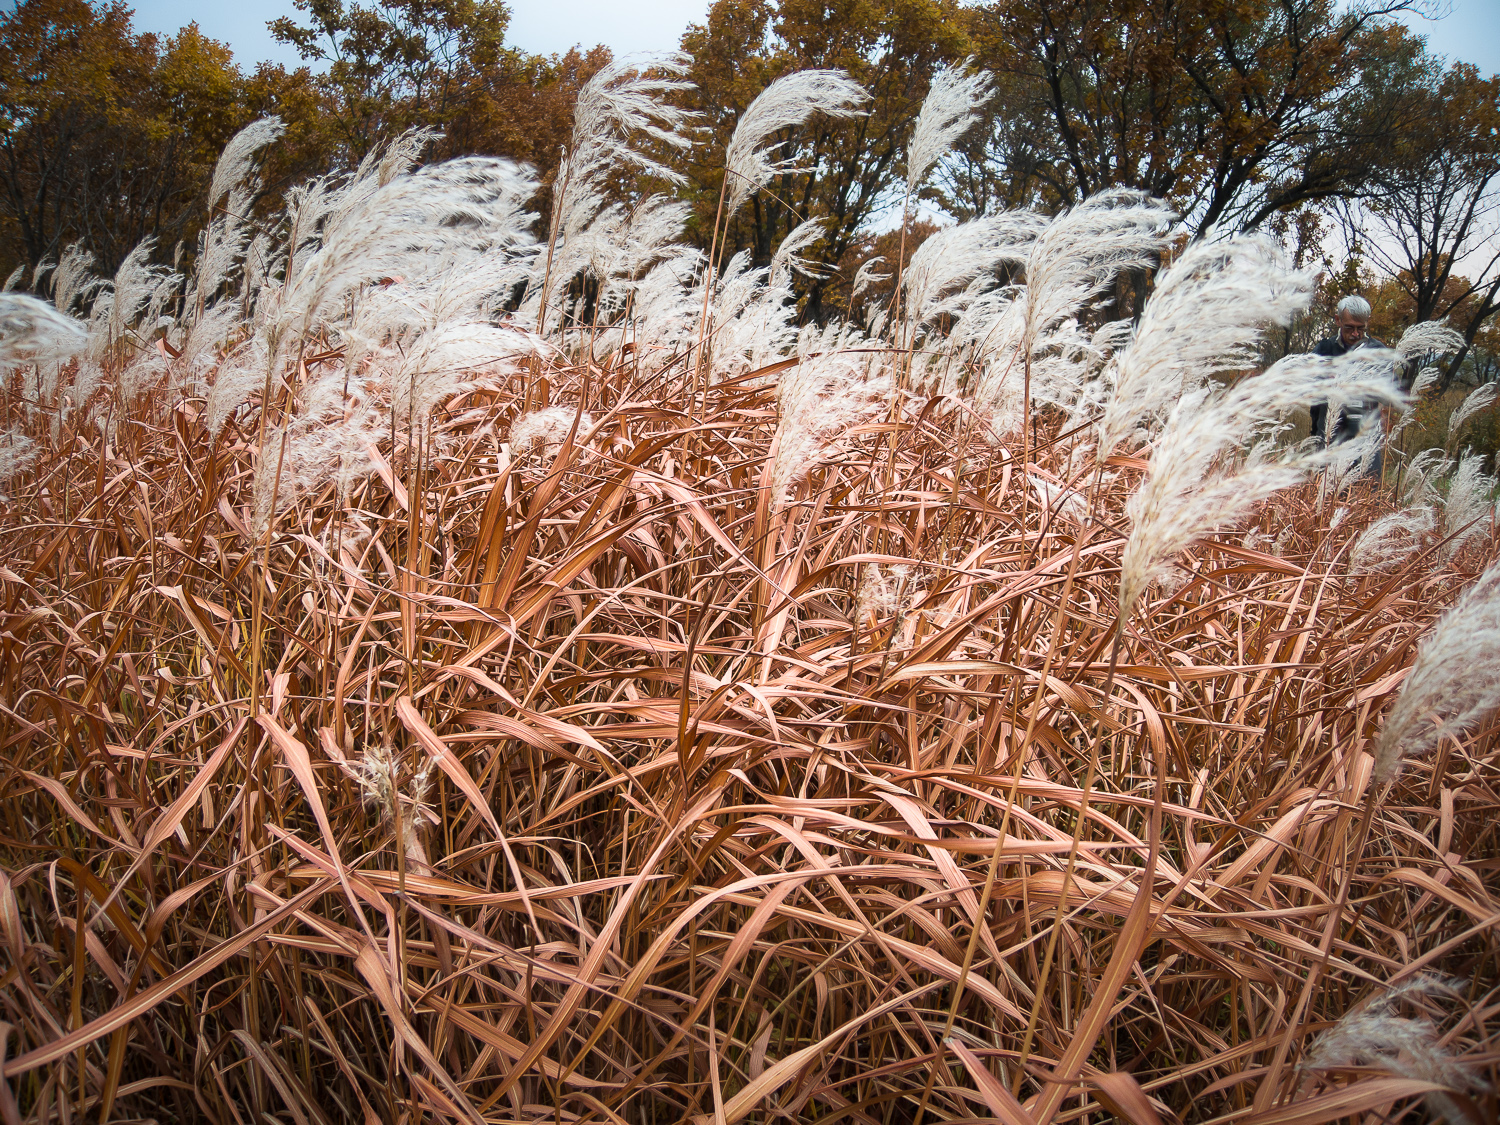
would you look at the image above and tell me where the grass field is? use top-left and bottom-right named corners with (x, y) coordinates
top-left (1, 75), bottom-right (1499, 1125)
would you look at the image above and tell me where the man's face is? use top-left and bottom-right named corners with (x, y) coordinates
top-left (1336, 310), bottom-right (1368, 349)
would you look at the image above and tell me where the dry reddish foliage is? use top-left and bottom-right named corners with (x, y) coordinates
top-left (0, 356), bottom-right (1497, 1125)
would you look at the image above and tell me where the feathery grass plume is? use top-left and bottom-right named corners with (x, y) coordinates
top-left (0, 428), bottom-right (37, 484)
top-left (206, 337), bottom-right (269, 435)
top-left (586, 199), bottom-right (695, 357)
top-left (1351, 507), bottom-right (1436, 572)
top-left (191, 212), bottom-right (253, 309)
top-left (1098, 232), bottom-right (1315, 458)
top-left (1403, 447), bottom-right (1452, 505)
top-left (50, 244), bottom-right (101, 314)
top-left (176, 302), bottom-right (242, 401)
top-left (1020, 189), bottom-right (1174, 365)
top-left (510, 406), bottom-right (593, 469)
top-left (266, 155), bottom-right (539, 371)
top-left (349, 741), bottom-right (434, 855)
top-left (903, 213), bottom-right (1045, 342)
top-left (851, 256), bottom-right (889, 302)
top-left (559, 53), bottom-right (695, 203)
top-left (965, 310), bottom-right (1127, 435)
top-left (590, 196), bottom-right (692, 286)
top-left (1445, 382), bottom-right (1497, 453)
top-left (1397, 318), bottom-right (1466, 391)
top-left (344, 257), bottom-right (536, 374)
top-left (94, 239), bottom-right (178, 363)
top-left (243, 231), bottom-right (274, 297)
top-left (1030, 319), bottom-right (1120, 416)
top-left (335, 259), bottom-right (546, 440)
top-left (69, 362), bottom-right (107, 417)
top-left (2, 266), bottom-right (22, 292)
top-left (1029, 473), bottom-right (1087, 522)
top-left (208, 116), bottom-right (284, 212)
top-left (30, 255), bottom-right (54, 291)
top-left (1306, 978), bottom-right (1483, 1124)
top-left (539, 195), bottom-right (692, 347)
top-left (1319, 424), bottom-right (1386, 500)
top-left (252, 404), bottom-right (380, 535)
top-left (724, 70), bottom-right (868, 217)
top-left (535, 54), bottom-right (696, 321)
top-left (387, 320), bottom-right (544, 440)
top-left (1374, 558), bottom-right (1500, 782)
top-left (0, 294), bottom-right (87, 365)
top-left (278, 173), bottom-right (342, 289)
top-left (686, 248), bottom-right (804, 381)
top-left (117, 348), bottom-right (171, 403)
top-left (1119, 352), bottom-right (1404, 619)
top-left (906, 61), bottom-right (992, 195)
top-left (618, 247), bottom-right (705, 362)
top-left (1412, 366), bottom-right (1444, 396)
top-left (769, 219), bottom-right (826, 289)
top-left (771, 351), bottom-right (890, 508)
top-left (959, 192), bottom-right (1172, 434)
top-left (1440, 450), bottom-right (1495, 562)
top-left (1397, 318), bottom-right (1466, 365)
top-left (856, 563), bottom-right (915, 623)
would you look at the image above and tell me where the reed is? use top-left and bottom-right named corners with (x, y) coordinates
top-left (0, 85), bottom-right (1498, 1125)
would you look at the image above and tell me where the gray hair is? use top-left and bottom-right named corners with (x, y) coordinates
top-left (1336, 294), bottom-right (1371, 320)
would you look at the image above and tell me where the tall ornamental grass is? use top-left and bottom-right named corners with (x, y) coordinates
top-left (0, 61), bottom-right (1497, 1125)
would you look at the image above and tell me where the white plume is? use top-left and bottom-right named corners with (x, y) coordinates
top-left (1374, 559), bottom-right (1500, 783)
top-left (208, 117), bottom-right (284, 211)
top-left (1307, 978), bottom-right (1484, 1124)
top-left (1119, 352), bottom-right (1405, 618)
top-left (906, 61), bottom-right (992, 195)
top-left (902, 212), bottom-right (1045, 341)
top-left (1020, 189), bottom-right (1174, 361)
top-left (1396, 319), bottom-right (1466, 367)
top-left (1440, 451), bottom-right (1495, 562)
top-left (1446, 382), bottom-right (1497, 451)
top-left (1099, 232), bottom-right (1316, 458)
top-left (266, 156), bottom-right (538, 369)
top-left (769, 219), bottom-right (826, 289)
top-left (1402, 448), bottom-right (1452, 506)
top-left (0, 428), bottom-right (37, 485)
top-left (1351, 507), bottom-right (1436, 573)
top-left (851, 256), bottom-right (889, 301)
top-left (0, 294), bottom-right (88, 365)
top-left (771, 350), bottom-right (891, 508)
top-left (51, 244), bottom-right (101, 315)
top-left (545, 53), bottom-right (697, 290)
top-left (724, 70), bottom-right (868, 217)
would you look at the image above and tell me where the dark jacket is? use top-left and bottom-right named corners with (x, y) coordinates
top-left (1310, 333), bottom-right (1387, 445)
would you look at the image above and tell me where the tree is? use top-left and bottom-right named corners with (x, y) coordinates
top-left (938, 0), bottom-right (1435, 233)
top-left (440, 44), bottom-right (614, 230)
top-left (269, 0), bottom-right (612, 225)
top-left (1343, 61), bottom-right (1500, 387)
top-left (0, 0), bottom-right (247, 279)
top-left (676, 0), bottom-right (972, 321)
top-left (269, 0), bottom-right (514, 160)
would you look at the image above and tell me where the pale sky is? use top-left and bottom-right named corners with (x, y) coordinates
top-left (63, 1), bottom-right (1500, 77)
top-left (113, 1), bottom-right (712, 67)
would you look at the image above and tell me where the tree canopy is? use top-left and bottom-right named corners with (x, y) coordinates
top-left (1, 0), bottom-right (1495, 369)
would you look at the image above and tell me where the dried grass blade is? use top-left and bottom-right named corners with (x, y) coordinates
top-left (946, 1039), bottom-right (1036, 1125)
top-left (4, 878), bottom-right (335, 1076)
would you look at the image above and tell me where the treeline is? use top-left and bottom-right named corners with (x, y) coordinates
top-left (2, 0), bottom-right (1497, 366)
top-left (0, 0), bottom-right (606, 280)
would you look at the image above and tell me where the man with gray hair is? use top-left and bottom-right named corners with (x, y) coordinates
top-left (1309, 294), bottom-right (1386, 448)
